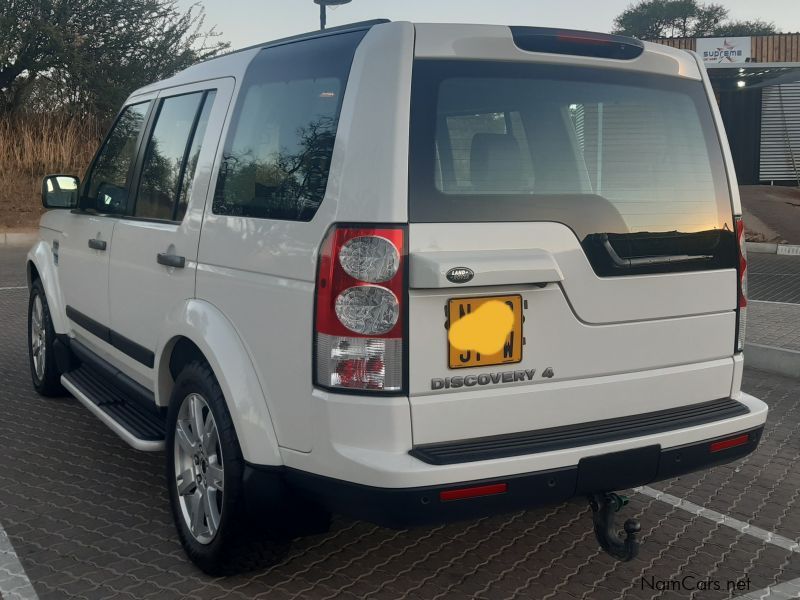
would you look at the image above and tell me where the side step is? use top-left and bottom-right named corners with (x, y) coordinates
top-left (62, 363), bottom-right (165, 452)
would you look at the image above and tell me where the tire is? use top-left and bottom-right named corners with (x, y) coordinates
top-left (166, 360), bottom-right (289, 576)
top-left (27, 280), bottom-right (65, 397)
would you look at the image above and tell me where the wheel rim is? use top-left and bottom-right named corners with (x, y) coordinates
top-left (173, 393), bottom-right (224, 545)
top-left (30, 294), bottom-right (46, 382)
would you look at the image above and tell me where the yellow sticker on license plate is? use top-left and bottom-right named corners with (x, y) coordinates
top-left (447, 295), bottom-right (523, 369)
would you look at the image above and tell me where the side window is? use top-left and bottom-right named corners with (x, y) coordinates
top-left (135, 91), bottom-right (215, 221)
top-left (85, 102), bottom-right (150, 214)
top-left (213, 31), bottom-right (366, 221)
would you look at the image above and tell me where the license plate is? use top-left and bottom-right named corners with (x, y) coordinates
top-left (447, 295), bottom-right (523, 369)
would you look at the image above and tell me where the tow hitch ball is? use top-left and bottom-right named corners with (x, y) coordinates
top-left (589, 492), bottom-right (641, 562)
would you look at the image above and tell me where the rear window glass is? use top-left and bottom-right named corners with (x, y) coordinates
top-left (213, 31), bottom-right (365, 222)
top-left (410, 60), bottom-right (737, 276)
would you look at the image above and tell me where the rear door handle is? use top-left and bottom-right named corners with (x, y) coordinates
top-left (157, 253), bottom-right (185, 269)
top-left (88, 238), bottom-right (107, 251)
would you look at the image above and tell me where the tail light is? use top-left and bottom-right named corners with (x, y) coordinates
top-left (734, 217), bottom-right (747, 353)
top-left (510, 27), bottom-right (645, 60)
top-left (314, 225), bottom-right (406, 393)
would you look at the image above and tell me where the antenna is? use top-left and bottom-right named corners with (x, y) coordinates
top-left (313, 0), bottom-right (353, 30)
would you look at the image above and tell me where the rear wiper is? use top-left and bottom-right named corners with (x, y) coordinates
top-left (601, 235), bottom-right (713, 268)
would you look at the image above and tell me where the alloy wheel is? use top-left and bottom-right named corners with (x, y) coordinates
top-left (173, 393), bottom-right (224, 545)
top-left (30, 294), bottom-right (46, 382)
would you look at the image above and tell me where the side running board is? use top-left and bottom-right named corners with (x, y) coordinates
top-left (61, 341), bottom-right (165, 451)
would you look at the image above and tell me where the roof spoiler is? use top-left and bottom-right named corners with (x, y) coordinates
top-left (510, 26), bottom-right (645, 60)
top-left (227, 19), bottom-right (391, 57)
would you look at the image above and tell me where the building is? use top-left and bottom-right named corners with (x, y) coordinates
top-left (651, 34), bottom-right (800, 185)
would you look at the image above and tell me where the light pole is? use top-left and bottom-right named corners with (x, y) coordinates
top-left (314, 0), bottom-right (352, 30)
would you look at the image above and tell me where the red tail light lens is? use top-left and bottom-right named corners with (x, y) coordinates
top-left (510, 26), bottom-right (645, 60)
top-left (735, 217), bottom-right (747, 353)
top-left (314, 225), bottom-right (405, 392)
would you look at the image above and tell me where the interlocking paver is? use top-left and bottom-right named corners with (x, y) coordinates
top-left (747, 301), bottom-right (800, 352)
top-left (2, 244), bottom-right (800, 599)
top-left (749, 253), bottom-right (800, 304)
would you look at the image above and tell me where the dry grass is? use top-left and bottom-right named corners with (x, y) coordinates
top-left (0, 113), bottom-right (103, 230)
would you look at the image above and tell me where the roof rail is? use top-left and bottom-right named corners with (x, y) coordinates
top-left (223, 19), bottom-right (391, 57)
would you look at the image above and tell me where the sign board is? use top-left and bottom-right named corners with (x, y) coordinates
top-left (697, 37), bottom-right (752, 64)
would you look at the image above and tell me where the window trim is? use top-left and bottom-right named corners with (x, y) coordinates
top-left (211, 29), bottom-right (367, 223)
top-left (127, 89), bottom-right (214, 224)
top-left (79, 99), bottom-right (155, 217)
top-left (172, 91), bottom-right (208, 221)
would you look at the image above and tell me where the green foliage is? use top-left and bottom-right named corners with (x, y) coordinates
top-left (613, 0), bottom-right (779, 39)
top-left (713, 20), bottom-right (778, 37)
top-left (0, 0), bottom-right (229, 117)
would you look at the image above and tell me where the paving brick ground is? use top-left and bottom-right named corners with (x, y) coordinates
top-left (747, 252), bottom-right (800, 352)
top-left (747, 302), bottom-right (800, 352)
top-left (749, 253), bottom-right (800, 305)
top-left (1, 245), bottom-right (800, 599)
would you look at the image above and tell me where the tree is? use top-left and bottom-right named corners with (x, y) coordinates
top-left (613, 0), bottom-right (728, 39)
top-left (713, 20), bottom-right (778, 37)
top-left (0, 0), bottom-right (229, 116)
top-left (612, 0), bottom-right (779, 39)
top-left (692, 4), bottom-right (729, 36)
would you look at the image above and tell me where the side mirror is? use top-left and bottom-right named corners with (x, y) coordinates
top-left (42, 175), bottom-right (79, 209)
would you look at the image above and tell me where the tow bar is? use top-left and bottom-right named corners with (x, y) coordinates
top-left (589, 492), bottom-right (641, 561)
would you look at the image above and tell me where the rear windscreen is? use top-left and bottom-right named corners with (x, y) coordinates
top-left (409, 60), bottom-right (737, 276)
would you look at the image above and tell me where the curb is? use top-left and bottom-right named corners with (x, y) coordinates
top-left (0, 232), bottom-right (37, 246)
top-left (745, 343), bottom-right (800, 379)
top-left (747, 242), bottom-right (800, 256)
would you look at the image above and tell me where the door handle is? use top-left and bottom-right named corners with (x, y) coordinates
top-left (88, 238), bottom-right (107, 251)
top-left (157, 253), bottom-right (186, 269)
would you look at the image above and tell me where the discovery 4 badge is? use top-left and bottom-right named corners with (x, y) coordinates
top-left (431, 368), bottom-right (536, 390)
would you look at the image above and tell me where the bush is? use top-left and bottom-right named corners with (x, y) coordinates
top-left (0, 113), bottom-right (102, 229)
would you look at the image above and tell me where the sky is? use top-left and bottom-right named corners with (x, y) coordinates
top-left (183, 0), bottom-right (800, 51)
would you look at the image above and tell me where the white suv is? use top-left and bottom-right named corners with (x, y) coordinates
top-left (28, 21), bottom-right (767, 574)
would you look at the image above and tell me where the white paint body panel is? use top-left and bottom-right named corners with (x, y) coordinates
top-left (27, 221), bottom-right (68, 334)
top-left (57, 213), bottom-right (117, 354)
top-left (152, 299), bottom-right (282, 465)
top-left (413, 24), bottom-right (702, 79)
top-left (411, 359), bottom-right (735, 445)
top-left (283, 389), bottom-right (766, 488)
top-left (410, 248), bottom-right (564, 288)
top-left (410, 223), bottom-right (736, 324)
top-left (195, 22), bottom-right (415, 453)
top-left (108, 78), bottom-right (234, 384)
top-left (30, 22), bottom-right (765, 487)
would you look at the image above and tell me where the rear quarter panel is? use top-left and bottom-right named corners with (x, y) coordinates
top-left (195, 22), bottom-right (415, 453)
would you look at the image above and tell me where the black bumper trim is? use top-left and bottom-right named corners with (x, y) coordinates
top-left (409, 398), bottom-right (750, 465)
top-left (245, 426), bottom-right (762, 529)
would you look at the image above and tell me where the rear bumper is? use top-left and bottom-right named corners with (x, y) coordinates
top-left (250, 425), bottom-right (763, 529)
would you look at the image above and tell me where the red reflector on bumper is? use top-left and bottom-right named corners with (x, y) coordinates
top-left (440, 483), bottom-right (508, 502)
top-left (710, 434), bottom-right (749, 453)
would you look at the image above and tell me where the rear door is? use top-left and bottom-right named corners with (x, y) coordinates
top-left (108, 80), bottom-right (231, 378)
top-left (407, 55), bottom-right (739, 445)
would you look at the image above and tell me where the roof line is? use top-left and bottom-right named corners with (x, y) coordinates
top-left (220, 19), bottom-right (391, 58)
